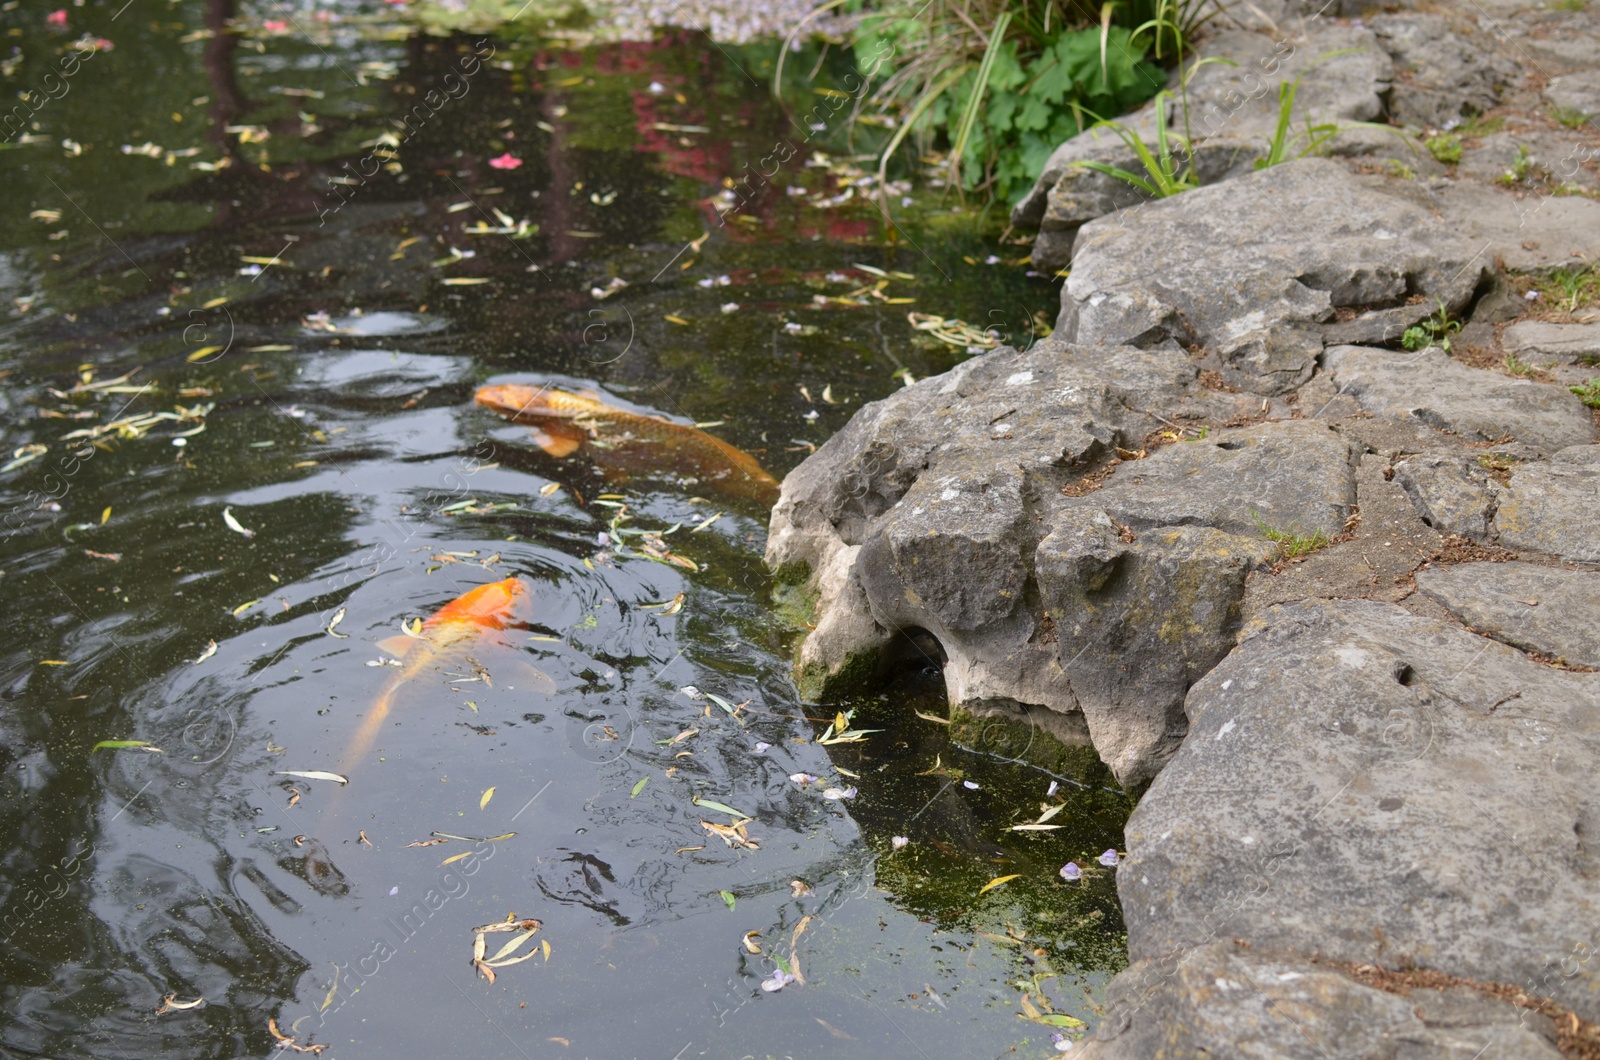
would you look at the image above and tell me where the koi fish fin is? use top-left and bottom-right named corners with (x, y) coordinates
top-left (529, 426), bottom-right (583, 458)
top-left (507, 658), bottom-right (557, 694)
top-left (339, 680), bottom-right (398, 772)
top-left (375, 635), bottom-right (417, 658)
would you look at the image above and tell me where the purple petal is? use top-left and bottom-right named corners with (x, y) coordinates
top-left (1099, 849), bottom-right (1120, 867)
top-left (1059, 862), bottom-right (1082, 881)
top-left (753, 742), bottom-right (771, 754)
top-left (1046, 781), bottom-right (1059, 797)
top-left (962, 780), bottom-right (979, 790)
top-left (891, 836), bottom-right (909, 850)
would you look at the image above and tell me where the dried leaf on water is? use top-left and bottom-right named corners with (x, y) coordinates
top-left (149, 993), bottom-right (203, 1019)
top-left (222, 507), bottom-right (255, 539)
top-left (480, 786), bottom-right (496, 810)
top-left (742, 931), bottom-right (762, 954)
top-left (273, 770), bottom-right (348, 785)
top-left (266, 1018), bottom-right (327, 1055)
top-left (193, 640), bottom-right (217, 664)
top-left (978, 874), bottom-right (1022, 895)
top-left (325, 607), bottom-right (349, 638)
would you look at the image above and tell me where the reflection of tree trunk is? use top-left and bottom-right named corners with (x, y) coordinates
top-left (542, 92), bottom-right (578, 264)
top-left (202, 0), bottom-right (244, 165)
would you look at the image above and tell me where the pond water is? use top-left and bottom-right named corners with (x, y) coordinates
top-left (1, 5), bottom-right (1132, 1057)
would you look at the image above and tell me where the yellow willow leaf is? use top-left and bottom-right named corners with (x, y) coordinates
top-left (978, 874), bottom-right (1022, 895)
top-left (480, 786), bottom-right (495, 810)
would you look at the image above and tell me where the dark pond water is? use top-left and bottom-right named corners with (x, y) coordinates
top-left (1, 4), bottom-right (1132, 1056)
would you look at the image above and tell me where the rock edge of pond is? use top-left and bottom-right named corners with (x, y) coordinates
top-left (767, 3), bottom-right (1600, 1051)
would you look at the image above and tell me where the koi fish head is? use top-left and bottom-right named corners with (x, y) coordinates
top-left (475, 383), bottom-right (594, 423)
top-left (425, 576), bottom-right (529, 633)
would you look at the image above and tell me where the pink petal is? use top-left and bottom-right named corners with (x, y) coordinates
top-left (47, 9), bottom-right (68, 25)
top-left (488, 153), bottom-right (523, 171)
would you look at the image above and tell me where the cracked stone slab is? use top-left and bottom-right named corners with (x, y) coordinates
top-left (1323, 344), bottom-right (1594, 453)
top-left (1546, 70), bottom-right (1600, 118)
top-left (1059, 160), bottom-right (1485, 394)
top-left (1504, 320), bottom-right (1600, 365)
top-left (1417, 560), bottom-right (1600, 668)
top-left (1115, 598), bottom-right (1600, 1023)
top-left (1492, 445), bottom-right (1600, 562)
top-left (1371, 12), bottom-right (1518, 129)
top-left (1078, 941), bottom-right (1563, 1060)
top-left (1432, 181), bottom-right (1600, 273)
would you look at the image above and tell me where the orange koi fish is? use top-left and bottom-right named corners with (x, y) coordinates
top-left (340, 577), bottom-right (554, 770)
top-left (474, 383), bottom-right (781, 508)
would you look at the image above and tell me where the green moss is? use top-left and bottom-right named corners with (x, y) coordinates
top-left (948, 707), bottom-right (1115, 788)
top-left (794, 642), bottom-right (888, 702)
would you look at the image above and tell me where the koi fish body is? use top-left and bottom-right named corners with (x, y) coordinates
top-left (474, 383), bottom-right (781, 508)
top-left (339, 577), bottom-right (553, 771)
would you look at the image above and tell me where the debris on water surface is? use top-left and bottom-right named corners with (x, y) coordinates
top-left (153, 995), bottom-right (204, 1014)
top-left (273, 770), bottom-right (348, 786)
top-left (267, 1018), bottom-right (326, 1054)
top-left (470, 914), bottom-right (543, 983)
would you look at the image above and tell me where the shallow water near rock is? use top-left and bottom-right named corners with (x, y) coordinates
top-left (0, 9), bottom-right (1129, 1058)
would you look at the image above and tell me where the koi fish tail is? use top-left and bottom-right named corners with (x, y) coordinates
top-left (338, 680), bottom-right (398, 775)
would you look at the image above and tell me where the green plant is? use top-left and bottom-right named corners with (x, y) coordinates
top-left (1386, 159), bottom-right (1417, 180)
top-left (1503, 353), bottom-right (1536, 377)
top-left (1425, 132), bottom-right (1463, 164)
top-left (1537, 265), bottom-right (1600, 311)
top-left (1067, 89), bottom-right (1198, 197)
top-left (1400, 299), bottom-right (1463, 352)
top-left (812, 0), bottom-right (1166, 208)
top-left (1551, 106), bottom-right (1591, 129)
top-left (1252, 512), bottom-right (1333, 560)
top-left (1571, 378), bottom-right (1600, 408)
top-left (1552, 0), bottom-right (1588, 9)
top-left (1498, 144), bottom-right (1533, 184)
top-left (1252, 50), bottom-right (1410, 170)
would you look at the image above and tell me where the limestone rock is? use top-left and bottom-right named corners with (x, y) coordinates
top-left (1060, 160), bottom-right (1484, 394)
top-left (1504, 320), bottom-right (1600, 365)
top-left (1115, 599), bottom-right (1600, 1022)
top-left (1323, 345), bottom-right (1594, 453)
top-left (1393, 451), bottom-right (1499, 538)
top-left (1370, 13), bottom-right (1517, 128)
top-left (1183, 26), bottom-right (1391, 139)
top-left (1493, 446), bottom-right (1600, 562)
top-left (1417, 561), bottom-right (1600, 668)
top-left (1433, 182), bottom-right (1600, 273)
top-left (765, 341), bottom-right (1360, 785)
top-left (1079, 942), bottom-right (1563, 1059)
top-left (1545, 70), bottom-right (1600, 119)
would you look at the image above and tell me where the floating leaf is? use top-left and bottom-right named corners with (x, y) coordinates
top-left (193, 640), bottom-right (217, 664)
top-left (480, 786), bottom-right (496, 810)
top-left (441, 277), bottom-right (490, 286)
top-left (705, 692), bottom-right (737, 715)
top-left (742, 931), bottom-right (762, 954)
top-left (441, 851), bottom-right (474, 867)
top-left (630, 777), bottom-right (648, 798)
top-left (978, 874), bottom-right (1022, 895)
top-left (691, 795), bottom-right (749, 819)
top-left (1009, 824), bottom-right (1065, 832)
top-left (94, 739), bottom-right (163, 752)
top-left (186, 345), bottom-right (224, 363)
top-left (719, 890), bottom-right (736, 910)
top-left (154, 994), bottom-right (205, 1014)
top-left (100, 506), bottom-right (112, 525)
top-left (324, 607), bottom-right (348, 638)
top-left (272, 769), bottom-right (348, 785)
top-left (222, 507), bottom-right (255, 539)
top-left (231, 599), bottom-right (259, 617)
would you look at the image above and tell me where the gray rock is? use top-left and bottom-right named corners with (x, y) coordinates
top-left (1457, 130), bottom-right (1600, 192)
top-left (1393, 451), bottom-right (1498, 538)
top-left (1184, 26), bottom-right (1391, 140)
top-left (1417, 560), bottom-right (1600, 668)
top-left (1116, 599), bottom-right (1600, 1022)
top-left (1079, 941), bottom-right (1563, 1059)
top-left (1371, 13), bottom-right (1518, 129)
top-left (1433, 181), bottom-right (1600, 273)
top-left (1546, 70), bottom-right (1600, 119)
top-left (1323, 345), bottom-right (1595, 453)
top-left (1494, 445), bottom-right (1600, 562)
top-left (1060, 160), bottom-right (1484, 394)
top-left (766, 341), bottom-right (1149, 709)
top-left (765, 340), bottom-right (1361, 785)
top-left (1503, 321), bottom-right (1600, 365)
top-left (1035, 516), bottom-right (1278, 783)
top-left (1023, 137), bottom-right (1264, 275)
